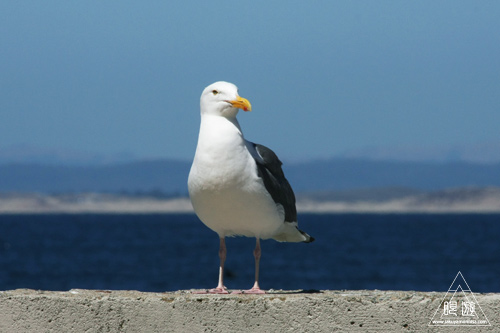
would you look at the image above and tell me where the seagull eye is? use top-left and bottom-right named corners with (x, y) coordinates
top-left (212, 90), bottom-right (219, 95)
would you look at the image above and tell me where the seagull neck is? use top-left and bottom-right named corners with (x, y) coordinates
top-left (196, 115), bottom-right (246, 160)
top-left (201, 114), bottom-right (243, 135)
top-left (228, 117), bottom-right (242, 133)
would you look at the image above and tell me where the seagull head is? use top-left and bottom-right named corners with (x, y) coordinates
top-left (200, 81), bottom-right (252, 118)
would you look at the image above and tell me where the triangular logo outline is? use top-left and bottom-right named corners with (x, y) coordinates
top-left (429, 271), bottom-right (491, 326)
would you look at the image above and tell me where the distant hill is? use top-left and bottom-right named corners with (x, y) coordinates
top-left (285, 159), bottom-right (500, 191)
top-left (0, 144), bottom-right (137, 166)
top-left (0, 160), bottom-right (190, 194)
top-left (0, 158), bottom-right (499, 193)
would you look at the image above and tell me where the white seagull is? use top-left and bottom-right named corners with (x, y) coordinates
top-left (188, 81), bottom-right (314, 294)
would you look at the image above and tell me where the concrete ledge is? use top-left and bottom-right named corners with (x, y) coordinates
top-left (1, 289), bottom-right (498, 332)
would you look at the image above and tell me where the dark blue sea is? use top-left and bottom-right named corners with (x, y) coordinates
top-left (0, 214), bottom-right (499, 293)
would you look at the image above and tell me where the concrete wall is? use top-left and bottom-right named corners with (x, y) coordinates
top-left (0, 289), bottom-right (498, 332)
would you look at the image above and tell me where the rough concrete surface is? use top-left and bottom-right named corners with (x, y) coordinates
top-left (0, 289), bottom-right (498, 332)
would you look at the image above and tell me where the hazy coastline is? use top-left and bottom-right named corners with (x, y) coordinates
top-left (2, 187), bottom-right (499, 214)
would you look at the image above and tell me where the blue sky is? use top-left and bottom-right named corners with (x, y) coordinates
top-left (1, 1), bottom-right (499, 162)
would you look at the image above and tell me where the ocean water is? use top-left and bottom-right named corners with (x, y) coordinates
top-left (0, 214), bottom-right (498, 293)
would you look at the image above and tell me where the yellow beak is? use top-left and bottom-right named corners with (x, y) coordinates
top-left (228, 96), bottom-right (252, 112)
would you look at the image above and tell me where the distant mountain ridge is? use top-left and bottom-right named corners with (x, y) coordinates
top-left (285, 158), bottom-right (500, 191)
top-left (3, 142), bottom-right (500, 165)
top-left (1, 158), bottom-right (500, 194)
top-left (0, 144), bottom-right (138, 166)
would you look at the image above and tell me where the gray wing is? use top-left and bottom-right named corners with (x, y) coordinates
top-left (248, 142), bottom-right (297, 223)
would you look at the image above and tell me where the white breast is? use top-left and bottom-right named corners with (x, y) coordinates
top-left (188, 115), bottom-right (283, 239)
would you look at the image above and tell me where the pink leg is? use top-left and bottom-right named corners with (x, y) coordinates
top-left (207, 237), bottom-right (229, 294)
top-left (238, 238), bottom-right (266, 294)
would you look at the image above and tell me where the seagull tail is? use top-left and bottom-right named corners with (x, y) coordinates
top-left (299, 229), bottom-right (315, 243)
top-left (272, 222), bottom-right (315, 243)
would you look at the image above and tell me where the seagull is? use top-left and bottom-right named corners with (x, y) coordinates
top-left (188, 81), bottom-right (314, 294)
